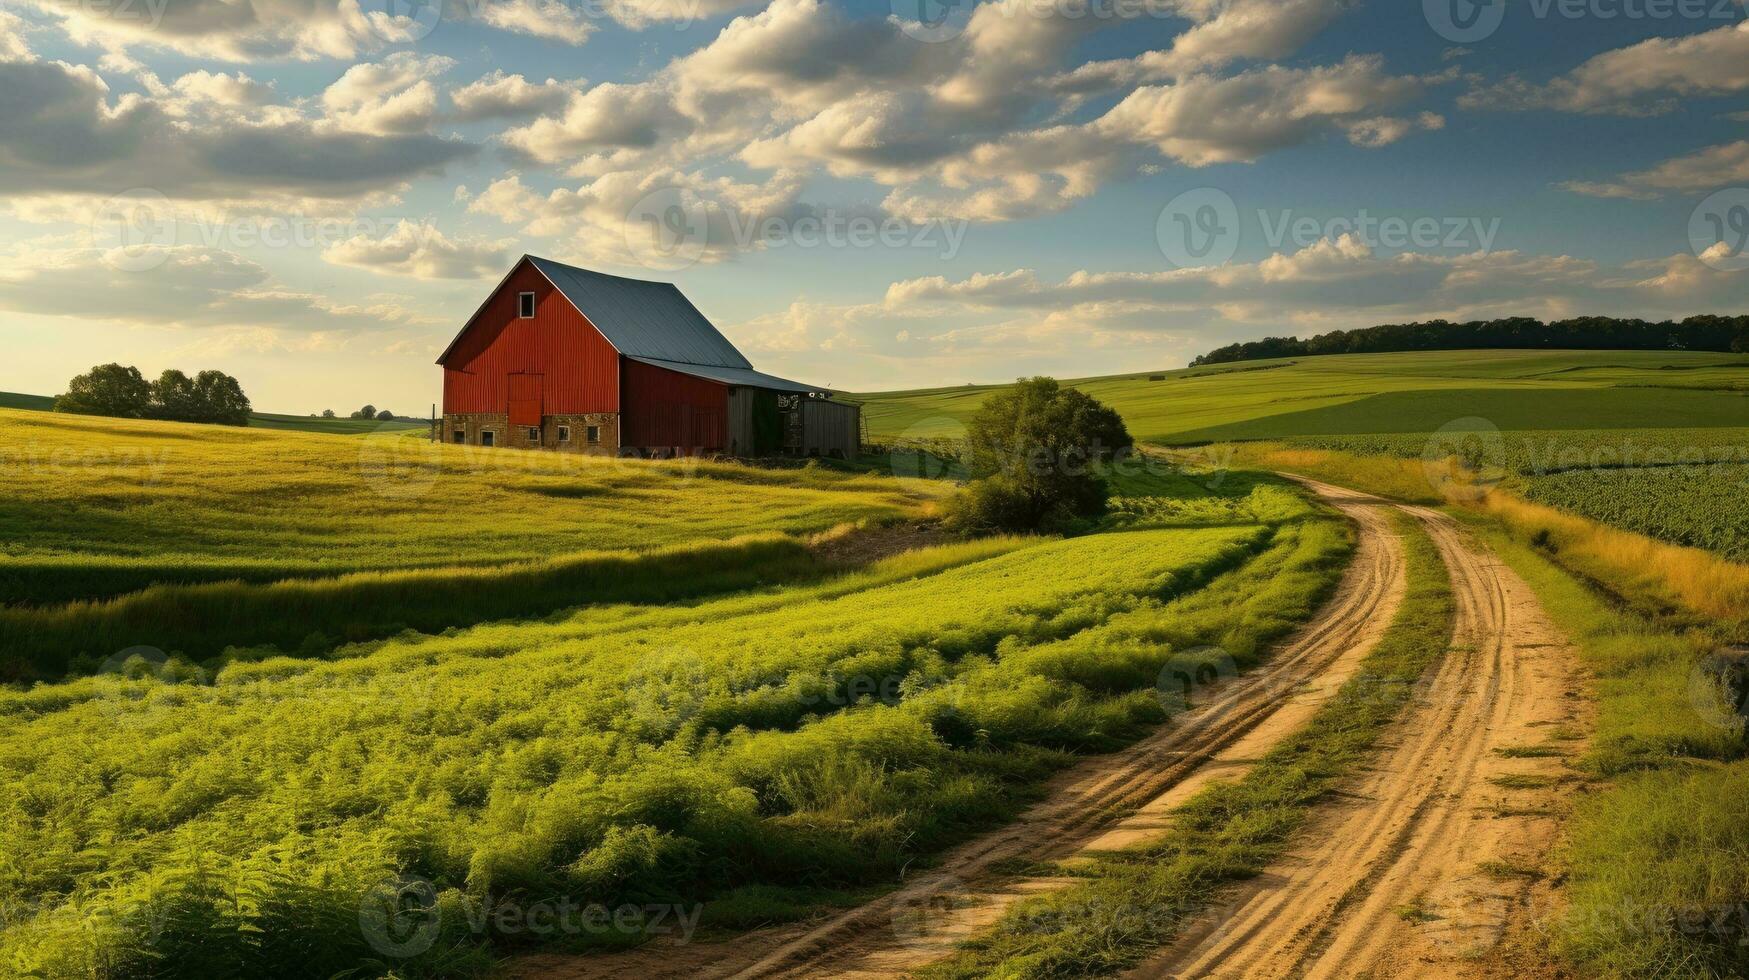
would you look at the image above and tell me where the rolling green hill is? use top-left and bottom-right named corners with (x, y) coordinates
top-left (855, 350), bottom-right (1749, 444)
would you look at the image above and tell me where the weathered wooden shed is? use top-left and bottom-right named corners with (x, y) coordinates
top-left (436, 255), bottom-right (860, 458)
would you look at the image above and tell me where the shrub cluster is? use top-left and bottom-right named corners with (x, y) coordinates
top-left (53, 363), bottom-right (251, 426)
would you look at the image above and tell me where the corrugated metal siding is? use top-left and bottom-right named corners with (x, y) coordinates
top-left (621, 359), bottom-right (728, 452)
top-left (528, 257), bottom-right (752, 368)
top-left (441, 262), bottom-right (619, 415)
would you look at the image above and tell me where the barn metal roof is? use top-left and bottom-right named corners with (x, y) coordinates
top-left (627, 356), bottom-right (825, 394)
top-left (526, 256), bottom-right (753, 368)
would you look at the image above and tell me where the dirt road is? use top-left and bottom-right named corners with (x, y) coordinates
top-left (514, 481), bottom-right (1412, 980)
top-left (514, 481), bottom-right (1588, 980)
top-left (1131, 495), bottom-right (1591, 980)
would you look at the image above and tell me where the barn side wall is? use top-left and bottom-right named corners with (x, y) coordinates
top-left (620, 360), bottom-right (729, 453)
top-left (441, 261), bottom-right (619, 416)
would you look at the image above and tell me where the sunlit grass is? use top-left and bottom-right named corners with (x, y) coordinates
top-left (0, 409), bottom-right (933, 605)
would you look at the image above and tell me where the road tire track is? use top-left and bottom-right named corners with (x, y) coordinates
top-left (1130, 486), bottom-right (1591, 980)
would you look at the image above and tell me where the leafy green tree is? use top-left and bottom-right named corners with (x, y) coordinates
top-left (321, 409), bottom-right (336, 419)
top-left (375, 409), bottom-right (396, 421)
top-left (191, 370), bottom-right (252, 426)
top-left (351, 404), bottom-right (377, 420)
top-left (149, 369), bottom-right (199, 422)
top-left (54, 364), bottom-right (151, 418)
top-left (946, 376), bottom-right (1133, 533)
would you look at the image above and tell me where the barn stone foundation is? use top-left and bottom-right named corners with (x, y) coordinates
top-left (442, 413), bottom-right (619, 455)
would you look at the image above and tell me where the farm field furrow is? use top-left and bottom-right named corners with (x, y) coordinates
top-left (0, 494), bottom-right (1348, 978)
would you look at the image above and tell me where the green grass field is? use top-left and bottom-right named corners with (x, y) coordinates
top-left (857, 350), bottom-right (1749, 443)
top-left (862, 350), bottom-right (1749, 565)
top-left (0, 460), bottom-right (1349, 976)
top-left (5, 349), bottom-right (1745, 979)
top-left (0, 409), bottom-right (926, 606)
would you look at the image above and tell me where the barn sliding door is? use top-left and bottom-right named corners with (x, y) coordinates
top-left (507, 373), bottom-right (543, 427)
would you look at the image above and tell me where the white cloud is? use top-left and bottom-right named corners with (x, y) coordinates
top-left (1463, 21), bottom-right (1749, 115)
top-left (1559, 140), bottom-right (1749, 200)
top-left (1055, 0), bottom-right (1352, 91)
top-left (320, 52), bottom-right (455, 136)
top-left (1096, 56), bottom-right (1426, 166)
top-left (0, 9), bottom-right (32, 61)
top-left (0, 54), bottom-right (474, 204)
top-left (322, 220), bottom-right (513, 278)
top-left (450, 71), bottom-right (582, 122)
top-left (0, 244), bottom-right (430, 332)
top-left (476, 0), bottom-right (598, 44)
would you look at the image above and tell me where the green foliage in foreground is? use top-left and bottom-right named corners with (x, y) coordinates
top-left (0, 494), bottom-right (1351, 977)
top-left (922, 511), bottom-right (1453, 979)
top-left (0, 409), bottom-right (925, 604)
top-left (1481, 527), bottom-right (1749, 979)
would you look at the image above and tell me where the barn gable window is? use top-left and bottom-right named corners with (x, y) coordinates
top-left (586, 425), bottom-right (601, 444)
top-left (518, 292), bottom-right (536, 318)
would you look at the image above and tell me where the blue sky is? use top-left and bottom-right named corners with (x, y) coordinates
top-left (1, 0), bottom-right (1747, 413)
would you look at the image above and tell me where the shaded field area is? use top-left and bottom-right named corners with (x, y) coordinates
top-left (0, 479), bottom-right (1350, 978)
top-left (0, 409), bottom-right (927, 604)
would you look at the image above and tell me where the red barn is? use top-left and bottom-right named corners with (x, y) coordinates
top-left (436, 255), bottom-right (859, 458)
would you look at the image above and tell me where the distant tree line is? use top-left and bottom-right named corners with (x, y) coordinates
top-left (55, 363), bottom-right (252, 426)
top-left (1189, 315), bottom-right (1749, 367)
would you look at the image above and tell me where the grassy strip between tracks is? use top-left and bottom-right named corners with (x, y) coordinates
top-left (920, 509), bottom-right (1453, 978)
top-left (1478, 526), bottom-right (1749, 980)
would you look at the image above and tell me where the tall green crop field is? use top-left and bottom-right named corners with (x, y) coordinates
top-left (0, 478), bottom-right (1349, 977)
